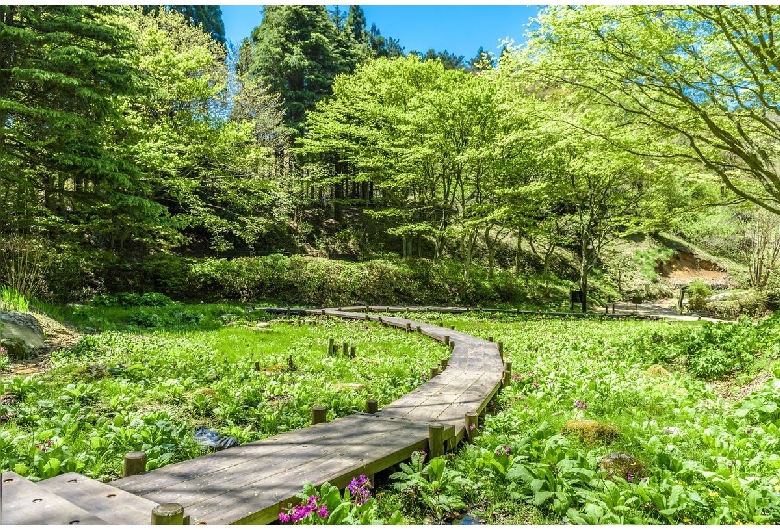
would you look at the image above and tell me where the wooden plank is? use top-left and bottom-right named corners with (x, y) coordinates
top-left (0, 472), bottom-right (109, 525)
top-left (113, 414), bottom-right (384, 496)
top-left (155, 416), bottom-right (430, 525)
top-left (37, 472), bottom-right (158, 525)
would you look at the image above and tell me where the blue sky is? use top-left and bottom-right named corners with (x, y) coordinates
top-left (220, 5), bottom-right (542, 60)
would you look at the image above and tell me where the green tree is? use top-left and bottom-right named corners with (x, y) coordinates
top-left (0, 5), bottom-right (153, 242)
top-left (143, 5), bottom-right (226, 44)
top-left (368, 23), bottom-right (404, 59)
top-left (248, 5), bottom-right (348, 132)
top-left (122, 7), bottom-right (289, 252)
top-left (411, 49), bottom-right (465, 70)
top-left (345, 5), bottom-right (367, 43)
top-left (528, 5), bottom-right (780, 215)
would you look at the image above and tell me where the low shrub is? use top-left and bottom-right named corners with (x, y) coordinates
top-left (686, 279), bottom-right (713, 311)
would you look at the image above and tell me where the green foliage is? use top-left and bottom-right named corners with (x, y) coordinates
top-left (279, 479), bottom-right (402, 524)
top-left (0, 286), bottom-right (30, 312)
top-left (376, 313), bottom-right (780, 524)
top-left (527, 6), bottom-right (780, 216)
top-left (390, 453), bottom-right (469, 522)
top-left (1, 315), bottom-right (445, 481)
top-left (687, 280), bottom-right (714, 311)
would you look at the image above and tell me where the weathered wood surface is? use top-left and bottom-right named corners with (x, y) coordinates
top-left (36, 472), bottom-right (159, 525)
top-left (112, 414), bottom-right (429, 525)
top-left (0, 472), bottom-right (109, 525)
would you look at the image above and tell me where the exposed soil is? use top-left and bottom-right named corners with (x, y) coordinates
top-left (656, 251), bottom-right (730, 288)
top-left (709, 371), bottom-right (773, 402)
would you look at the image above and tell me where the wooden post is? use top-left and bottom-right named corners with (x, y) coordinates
top-left (428, 423), bottom-right (445, 458)
top-left (416, 325), bottom-right (421, 333)
top-left (502, 370), bottom-right (510, 387)
top-left (405, 323), bottom-right (411, 332)
top-left (312, 406), bottom-right (327, 425)
top-left (488, 336), bottom-right (494, 342)
top-left (254, 361), bottom-right (261, 371)
top-left (497, 341), bottom-right (504, 361)
top-left (123, 451), bottom-right (147, 478)
top-left (430, 366), bottom-right (440, 379)
top-left (366, 399), bottom-right (378, 414)
top-left (449, 341), bottom-right (455, 351)
top-left (465, 411), bottom-right (479, 440)
top-left (504, 360), bottom-right (513, 379)
top-left (450, 325), bottom-right (455, 330)
top-left (443, 335), bottom-right (450, 346)
top-left (342, 342), bottom-right (349, 356)
top-left (327, 338), bottom-right (334, 355)
top-left (349, 346), bottom-right (356, 358)
top-left (151, 503), bottom-right (184, 525)
top-left (440, 358), bottom-right (448, 369)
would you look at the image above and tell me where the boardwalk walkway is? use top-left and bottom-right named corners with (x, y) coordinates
top-left (3, 307), bottom-right (505, 525)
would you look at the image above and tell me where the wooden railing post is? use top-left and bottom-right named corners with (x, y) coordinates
top-left (497, 341), bottom-right (504, 361)
top-left (123, 451), bottom-right (147, 478)
top-left (366, 399), bottom-right (378, 414)
top-left (312, 406), bottom-right (327, 425)
top-left (428, 423), bottom-right (445, 458)
top-left (151, 503), bottom-right (184, 525)
top-left (465, 411), bottom-right (479, 440)
top-left (430, 366), bottom-right (440, 379)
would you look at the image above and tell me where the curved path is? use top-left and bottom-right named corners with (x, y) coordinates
top-left (3, 306), bottom-right (505, 525)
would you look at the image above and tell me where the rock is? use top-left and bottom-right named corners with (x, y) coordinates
top-left (561, 419), bottom-right (619, 444)
top-left (0, 311), bottom-right (45, 360)
top-left (193, 427), bottom-right (239, 450)
top-left (646, 364), bottom-right (670, 378)
top-left (662, 426), bottom-right (682, 436)
top-left (598, 452), bottom-right (647, 482)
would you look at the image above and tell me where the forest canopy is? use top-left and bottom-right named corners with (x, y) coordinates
top-left (2, 5), bottom-right (780, 308)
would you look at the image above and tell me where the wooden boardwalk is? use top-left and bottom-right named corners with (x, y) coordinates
top-left (2, 307), bottom-right (505, 525)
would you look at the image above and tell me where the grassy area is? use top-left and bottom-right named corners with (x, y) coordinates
top-left (374, 312), bottom-right (780, 524)
top-left (0, 310), bottom-right (446, 482)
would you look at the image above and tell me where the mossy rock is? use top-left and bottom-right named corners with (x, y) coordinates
top-left (195, 387), bottom-right (217, 398)
top-left (598, 452), bottom-right (647, 482)
top-left (561, 419), bottom-right (619, 444)
top-left (646, 364), bottom-right (671, 378)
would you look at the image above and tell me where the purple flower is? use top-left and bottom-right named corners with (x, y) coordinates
top-left (533, 380), bottom-right (539, 388)
top-left (574, 399), bottom-right (588, 410)
top-left (279, 512), bottom-right (291, 523)
top-left (469, 423), bottom-right (476, 431)
top-left (317, 505), bottom-right (329, 518)
top-left (347, 474), bottom-right (372, 505)
top-left (494, 445), bottom-right (511, 457)
top-left (627, 473), bottom-right (634, 482)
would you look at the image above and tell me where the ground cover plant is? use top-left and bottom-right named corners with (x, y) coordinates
top-left (372, 312), bottom-right (780, 524)
top-left (0, 309), bottom-right (446, 482)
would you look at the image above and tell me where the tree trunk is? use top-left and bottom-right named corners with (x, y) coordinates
top-left (579, 245), bottom-right (588, 313)
top-left (484, 225), bottom-right (495, 280)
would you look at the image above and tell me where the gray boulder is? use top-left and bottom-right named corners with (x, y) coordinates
top-left (0, 311), bottom-right (45, 360)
